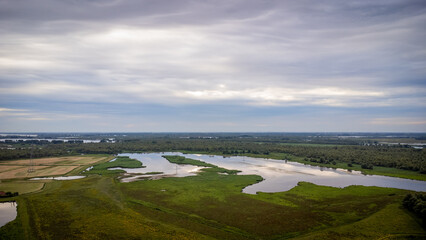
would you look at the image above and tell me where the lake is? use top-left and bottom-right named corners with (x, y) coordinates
top-left (0, 202), bottom-right (17, 228)
top-left (117, 152), bottom-right (426, 194)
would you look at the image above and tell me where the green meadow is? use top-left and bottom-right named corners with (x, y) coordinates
top-left (84, 156), bottom-right (144, 175)
top-left (163, 155), bottom-right (241, 175)
top-left (0, 155), bottom-right (424, 239)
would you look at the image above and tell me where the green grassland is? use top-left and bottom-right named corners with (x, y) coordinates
top-left (84, 156), bottom-right (144, 175)
top-left (0, 155), bottom-right (424, 239)
top-left (0, 176), bottom-right (206, 240)
top-left (163, 155), bottom-right (241, 175)
top-left (67, 154), bottom-right (115, 175)
top-left (0, 181), bottom-right (45, 195)
top-left (294, 203), bottom-right (425, 239)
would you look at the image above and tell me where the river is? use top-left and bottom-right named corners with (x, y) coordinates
top-left (116, 152), bottom-right (426, 194)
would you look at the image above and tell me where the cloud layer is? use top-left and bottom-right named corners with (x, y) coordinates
top-left (0, 0), bottom-right (425, 131)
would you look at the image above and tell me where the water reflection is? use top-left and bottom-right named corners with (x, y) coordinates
top-left (116, 152), bottom-right (426, 194)
top-left (0, 202), bottom-right (17, 227)
top-left (30, 176), bottom-right (86, 181)
top-left (117, 153), bottom-right (205, 182)
top-left (179, 153), bottom-right (426, 194)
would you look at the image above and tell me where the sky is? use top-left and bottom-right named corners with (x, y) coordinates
top-left (0, 0), bottom-right (425, 132)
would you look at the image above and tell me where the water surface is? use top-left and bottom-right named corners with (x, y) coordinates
top-left (0, 138), bottom-right (101, 143)
top-left (0, 202), bottom-right (17, 227)
top-left (117, 153), bottom-right (205, 182)
top-left (30, 176), bottom-right (86, 181)
top-left (118, 152), bottom-right (426, 194)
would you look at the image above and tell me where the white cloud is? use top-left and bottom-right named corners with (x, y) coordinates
top-left (182, 86), bottom-right (388, 107)
top-left (0, 108), bottom-right (27, 112)
top-left (369, 118), bottom-right (426, 126)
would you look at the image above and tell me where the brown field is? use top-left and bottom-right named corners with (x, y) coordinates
top-left (26, 165), bottom-right (80, 178)
top-left (0, 165), bottom-right (23, 173)
top-left (0, 166), bottom-right (50, 179)
top-left (0, 155), bottom-right (111, 180)
top-left (0, 156), bottom-right (107, 166)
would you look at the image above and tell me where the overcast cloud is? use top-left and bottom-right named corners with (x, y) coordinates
top-left (0, 0), bottom-right (425, 132)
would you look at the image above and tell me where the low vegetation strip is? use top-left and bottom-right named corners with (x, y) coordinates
top-left (163, 155), bottom-right (240, 175)
top-left (85, 156), bottom-right (144, 175)
top-left (163, 155), bottom-right (215, 167)
top-left (0, 182), bottom-right (45, 195)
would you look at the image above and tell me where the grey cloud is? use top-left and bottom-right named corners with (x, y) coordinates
top-left (0, 0), bottom-right (425, 131)
top-left (1, 0), bottom-right (421, 26)
top-left (0, 0), bottom-right (272, 24)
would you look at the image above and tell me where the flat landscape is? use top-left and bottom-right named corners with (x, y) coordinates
top-left (1, 159), bottom-right (424, 239)
top-left (0, 155), bottom-right (112, 194)
top-left (0, 156), bottom-right (108, 166)
top-left (0, 182), bottom-right (44, 195)
top-left (1, 1), bottom-right (426, 239)
top-left (0, 133), bottom-right (425, 239)
top-left (0, 155), bottom-right (112, 180)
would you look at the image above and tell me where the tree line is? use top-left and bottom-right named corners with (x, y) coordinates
top-left (0, 137), bottom-right (424, 173)
top-left (403, 193), bottom-right (426, 227)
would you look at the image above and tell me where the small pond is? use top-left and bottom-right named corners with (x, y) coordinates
top-left (117, 152), bottom-right (426, 194)
top-left (30, 176), bottom-right (86, 181)
top-left (0, 202), bottom-right (17, 228)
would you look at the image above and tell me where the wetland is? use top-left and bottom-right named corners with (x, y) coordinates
top-left (0, 133), bottom-right (425, 239)
top-left (115, 152), bottom-right (426, 193)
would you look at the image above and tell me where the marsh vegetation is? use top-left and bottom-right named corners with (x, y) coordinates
top-left (0, 133), bottom-right (424, 239)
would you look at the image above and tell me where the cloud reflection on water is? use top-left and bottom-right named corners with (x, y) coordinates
top-left (115, 152), bottom-right (425, 194)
